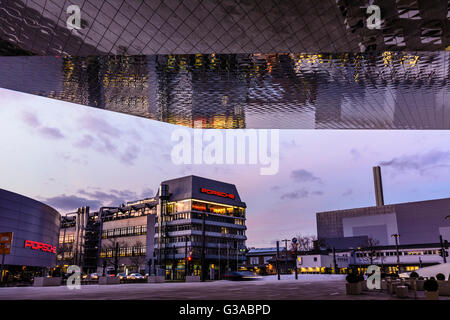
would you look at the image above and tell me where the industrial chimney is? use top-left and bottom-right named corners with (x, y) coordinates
top-left (373, 166), bottom-right (384, 207)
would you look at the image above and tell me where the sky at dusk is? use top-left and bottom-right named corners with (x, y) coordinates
top-left (1, 88), bottom-right (450, 248)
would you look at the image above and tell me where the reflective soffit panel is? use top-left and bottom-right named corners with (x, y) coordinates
top-left (0, 52), bottom-right (449, 129)
top-left (0, 0), bottom-right (449, 56)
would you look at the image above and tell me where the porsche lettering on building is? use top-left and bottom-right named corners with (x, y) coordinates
top-left (24, 240), bottom-right (56, 254)
top-left (200, 188), bottom-right (235, 200)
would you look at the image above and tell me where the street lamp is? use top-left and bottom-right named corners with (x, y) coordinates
top-left (291, 238), bottom-right (298, 280)
top-left (391, 234), bottom-right (400, 274)
top-left (439, 216), bottom-right (450, 263)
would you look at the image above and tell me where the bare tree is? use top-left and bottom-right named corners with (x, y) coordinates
top-left (129, 240), bottom-right (146, 273)
top-left (57, 242), bottom-right (74, 266)
top-left (295, 234), bottom-right (317, 252)
top-left (102, 238), bottom-right (126, 274)
top-left (360, 238), bottom-right (381, 265)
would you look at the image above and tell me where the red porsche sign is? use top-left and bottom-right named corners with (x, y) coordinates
top-left (24, 240), bottom-right (56, 254)
top-left (200, 188), bottom-right (235, 200)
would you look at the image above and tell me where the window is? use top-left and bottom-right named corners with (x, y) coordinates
top-left (250, 257), bottom-right (259, 265)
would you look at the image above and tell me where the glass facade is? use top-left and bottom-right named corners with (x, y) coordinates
top-left (155, 196), bottom-right (247, 279)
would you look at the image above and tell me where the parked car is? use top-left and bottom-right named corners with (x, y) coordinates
top-left (222, 271), bottom-right (262, 281)
top-left (89, 273), bottom-right (99, 280)
top-left (128, 273), bottom-right (144, 280)
top-left (116, 273), bottom-right (127, 280)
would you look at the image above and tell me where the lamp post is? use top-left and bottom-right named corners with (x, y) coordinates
top-left (332, 246), bottom-right (338, 274)
top-left (439, 235), bottom-right (447, 263)
top-left (441, 215), bottom-right (450, 263)
top-left (282, 239), bottom-right (289, 274)
top-left (291, 238), bottom-right (298, 280)
top-left (184, 236), bottom-right (188, 279)
top-left (276, 241), bottom-right (280, 280)
top-left (201, 212), bottom-right (207, 282)
top-left (172, 244), bottom-right (176, 280)
top-left (391, 234), bottom-right (400, 274)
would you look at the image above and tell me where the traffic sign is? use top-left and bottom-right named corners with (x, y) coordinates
top-left (0, 232), bottom-right (13, 255)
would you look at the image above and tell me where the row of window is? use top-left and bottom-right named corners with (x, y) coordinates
top-left (192, 201), bottom-right (245, 218)
top-left (160, 212), bottom-right (244, 225)
top-left (161, 212), bottom-right (191, 222)
top-left (57, 252), bottom-right (74, 260)
top-left (59, 234), bottom-right (75, 244)
top-left (102, 225), bottom-right (147, 239)
top-left (100, 246), bottom-right (146, 257)
top-left (190, 212), bottom-right (244, 225)
top-left (356, 249), bottom-right (448, 257)
top-left (157, 223), bottom-right (245, 235)
top-left (162, 235), bottom-right (245, 247)
top-left (165, 200), bottom-right (246, 218)
top-left (101, 208), bottom-right (154, 222)
top-left (156, 247), bottom-right (243, 256)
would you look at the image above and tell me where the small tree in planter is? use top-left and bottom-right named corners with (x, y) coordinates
top-left (346, 273), bottom-right (362, 295)
top-left (409, 271), bottom-right (419, 279)
top-left (415, 276), bottom-right (425, 291)
top-left (424, 278), bottom-right (439, 300)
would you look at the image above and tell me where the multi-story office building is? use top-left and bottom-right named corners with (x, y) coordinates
top-left (0, 188), bottom-right (60, 283)
top-left (58, 175), bottom-right (247, 279)
top-left (317, 198), bottom-right (450, 246)
top-left (154, 175), bottom-right (247, 279)
top-left (315, 167), bottom-right (450, 273)
top-left (59, 200), bottom-right (156, 275)
top-left (246, 244), bottom-right (448, 275)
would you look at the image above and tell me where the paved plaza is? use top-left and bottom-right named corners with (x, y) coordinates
top-left (0, 275), bottom-right (448, 300)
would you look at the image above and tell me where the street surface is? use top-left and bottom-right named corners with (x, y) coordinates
top-left (0, 275), bottom-right (448, 300)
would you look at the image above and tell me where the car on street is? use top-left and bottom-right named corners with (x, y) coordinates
top-left (128, 273), bottom-right (144, 280)
top-left (89, 273), bottom-right (99, 280)
top-left (116, 273), bottom-right (127, 280)
top-left (222, 271), bottom-right (262, 281)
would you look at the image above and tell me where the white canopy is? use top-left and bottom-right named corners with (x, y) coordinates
top-left (413, 263), bottom-right (450, 280)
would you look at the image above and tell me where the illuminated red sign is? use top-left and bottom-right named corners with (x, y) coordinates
top-left (200, 188), bottom-right (235, 200)
top-left (24, 240), bottom-right (56, 254)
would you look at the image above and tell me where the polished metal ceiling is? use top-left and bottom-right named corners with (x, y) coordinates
top-left (1, 52), bottom-right (448, 129)
top-left (0, 0), bottom-right (449, 56)
top-left (0, 1), bottom-right (449, 129)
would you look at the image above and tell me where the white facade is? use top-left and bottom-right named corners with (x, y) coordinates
top-left (297, 254), bottom-right (350, 270)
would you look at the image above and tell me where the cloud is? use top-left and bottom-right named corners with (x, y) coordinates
top-left (39, 127), bottom-right (65, 139)
top-left (20, 111), bottom-right (65, 139)
top-left (379, 149), bottom-right (450, 174)
top-left (74, 115), bottom-right (141, 165)
top-left (350, 148), bottom-right (361, 160)
top-left (77, 189), bottom-right (138, 207)
top-left (43, 194), bottom-right (103, 211)
top-left (342, 189), bottom-right (353, 196)
top-left (78, 114), bottom-right (121, 138)
top-left (74, 134), bottom-right (95, 148)
top-left (280, 188), bottom-right (323, 200)
top-left (20, 111), bottom-right (40, 127)
top-left (140, 187), bottom-right (155, 198)
top-left (290, 169), bottom-right (322, 183)
top-left (120, 145), bottom-right (140, 165)
top-left (42, 187), bottom-right (154, 212)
